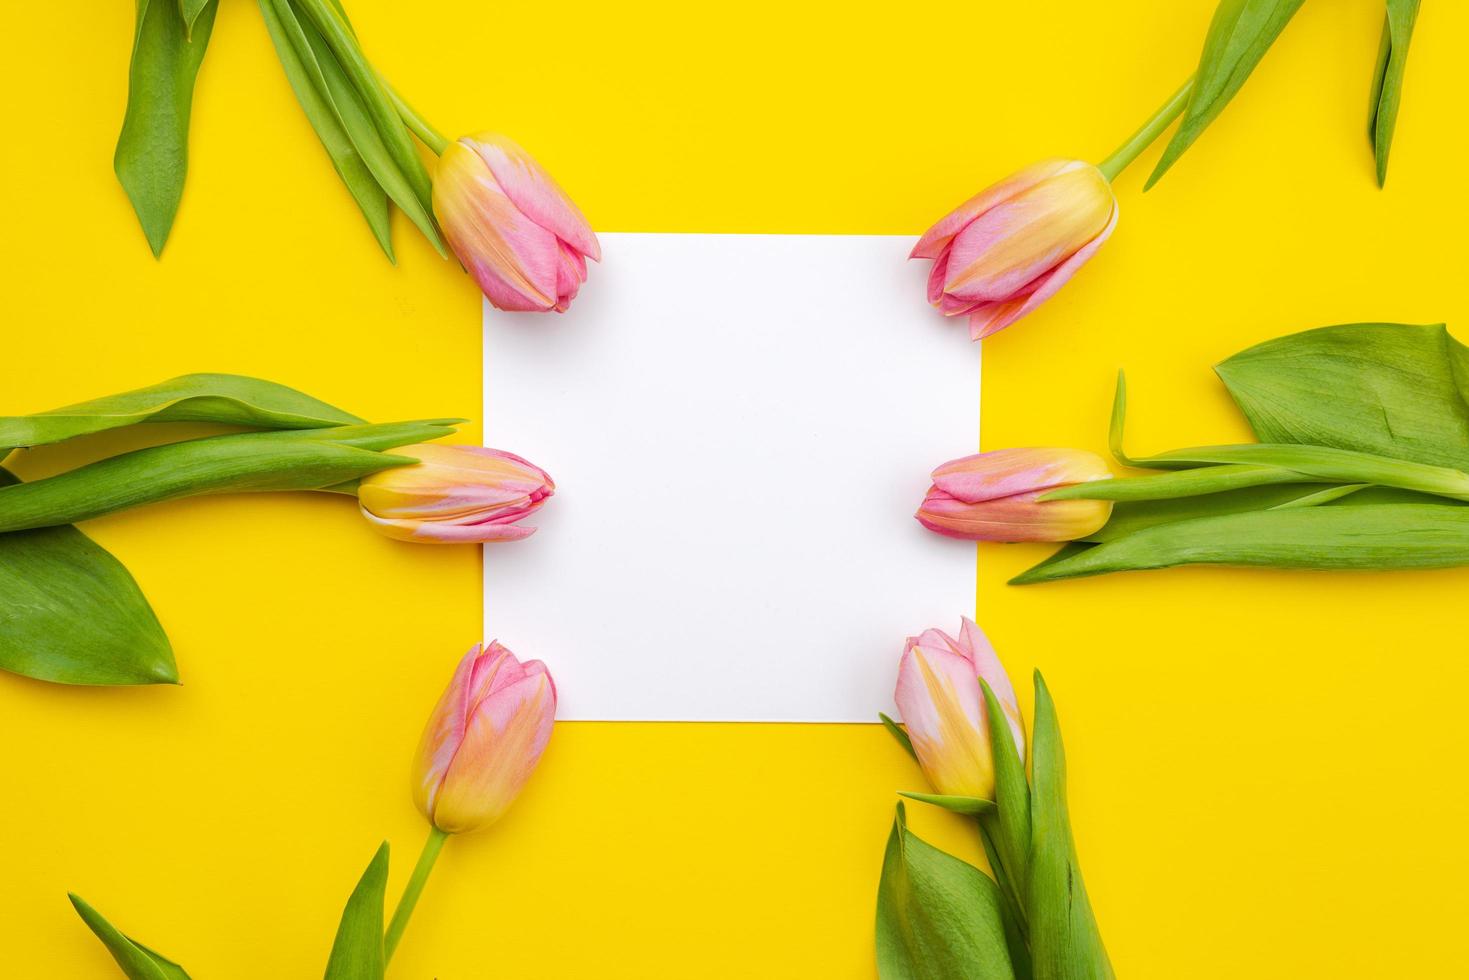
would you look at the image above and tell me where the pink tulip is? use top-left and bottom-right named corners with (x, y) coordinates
top-left (357, 444), bottom-right (554, 544)
top-left (916, 448), bottom-right (1112, 542)
top-left (911, 159), bottom-right (1117, 340)
top-left (433, 133), bottom-right (601, 313)
top-left (894, 618), bottom-right (1024, 800)
top-left (412, 642), bottom-right (557, 834)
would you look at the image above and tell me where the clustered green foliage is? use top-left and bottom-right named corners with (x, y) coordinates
top-left (1015, 323), bottom-right (1469, 584)
top-left (0, 374), bottom-right (458, 686)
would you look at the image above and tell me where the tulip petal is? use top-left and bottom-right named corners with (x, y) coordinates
top-left (959, 618), bottom-right (1025, 759)
top-left (969, 201), bottom-right (1119, 340)
top-left (916, 488), bottom-right (1112, 542)
top-left (895, 642), bottom-right (993, 799)
top-left (910, 158), bottom-right (1076, 260)
top-left (931, 448), bottom-right (1111, 503)
top-left (466, 133), bottom-right (601, 262)
top-left (412, 644), bottom-right (481, 822)
top-left (944, 165), bottom-right (1113, 303)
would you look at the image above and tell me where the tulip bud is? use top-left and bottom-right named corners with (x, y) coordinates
top-left (433, 133), bottom-right (601, 313)
top-left (894, 618), bottom-right (1024, 800)
top-left (357, 444), bottom-right (554, 543)
top-left (916, 448), bottom-right (1113, 542)
top-left (412, 642), bottom-right (556, 834)
top-left (911, 159), bottom-right (1117, 340)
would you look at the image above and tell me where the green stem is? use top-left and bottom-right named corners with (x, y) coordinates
top-left (1097, 76), bottom-right (1195, 182)
top-left (380, 76), bottom-right (451, 156)
top-left (384, 826), bottom-right (449, 964)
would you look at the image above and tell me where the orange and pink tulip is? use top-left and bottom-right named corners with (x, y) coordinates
top-left (916, 447), bottom-right (1113, 542)
top-left (433, 133), bottom-right (601, 313)
top-left (411, 641), bottom-right (557, 835)
top-left (911, 159), bottom-right (1117, 340)
top-left (357, 443), bottom-right (554, 544)
top-left (894, 618), bottom-right (1024, 800)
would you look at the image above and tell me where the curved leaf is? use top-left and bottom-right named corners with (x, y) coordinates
top-left (877, 803), bottom-right (1015, 980)
top-left (1026, 674), bottom-right (1112, 980)
top-left (1146, 0), bottom-right (1305, 189)
top-left (1368, 0), bottom-right (1421, 186)
top-left (0, 373), bottom-right (364, 450)
top-left (1012, 503), bottom-right (1469, 584)
top-left (69, 893), bottom-right (190, 979)
top-left (0, 468), bottom-right (174, 686)
top-left (1216, 323), bottom-right (1469, 471)
top-left (324, 843), bottom-right (389, 980)
top-left (115, 0), bottom-right (219, 256)
top-left (898, 792), bottom-right (996, 816)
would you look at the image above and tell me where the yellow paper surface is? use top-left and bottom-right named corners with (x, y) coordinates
top-left (2, 1), bottom-right (1467, 976)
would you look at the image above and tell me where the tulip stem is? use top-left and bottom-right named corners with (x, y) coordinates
top-left (1097, 76), bottom-right (1194, 182)
top-left (384, 826), bottom-right (449, 963)
top-left (380, 76), bottom-right (451, 156)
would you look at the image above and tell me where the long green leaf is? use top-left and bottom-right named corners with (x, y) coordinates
top-left (880, 712), bottom-right (919, 762)
top-left (1012, 503), bottom-right (1469, 584)
top-left (1145, 0), bottom-right (1305, 189)
top-left (0, 469), bottom-right (175, 686)
top-left (1368, 0), bottom-right (1421, 186)
top-left (1026, 674), bottom-right (1113, 980)
top-left (293, 0), bottom-right (447, 256)
top-left (178, 0), bottom-right (210, 37)
top-left (876, 803), bottom-right (1016, 980)
top-left (69, 894), bottom-right (191, 980)
top-left (1046, 463), bottom-right (1308, 502)
top-left (898, 792), bottom-right (996, 816)
top-left (323, 843), bottom-right (389, 980)
top-left (257, 0), bottom-right (394, 258)
top-left (0, 427), bottom-right (434, 533)
top-left (115, 0), bottom-right (218, 256)
top-left (1216, 323), bottom-right (1469, 471)
top-left (0, 373), bottom-right (363, 450)
top-left (981, 681), bottom-right (1031, 905)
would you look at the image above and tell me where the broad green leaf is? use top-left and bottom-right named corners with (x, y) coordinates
top-left (898, 792), bottom-right (996, 816)
top-left (69, 893), bottom-right (191, 979)
top-left (1012, 503), bottom-right (1469, 584)
top-left (1146, 0), bottom-right (1305, 189)
top-left (1026, 674), bottom-right (1113, 980)
top-left (324, 842), bottom-right (389, 980)
top-left (257, 0), bottom-right (393, 259)
top-left (876, 803), bottom-right (1016, 980)
top-left (1367, 0), bottom-right (1421, 186)
top-left (1, 469), bottom-right (175, 685)
top-left (0, 373), bottom-right (364, 450)
top-left (981, 680), bottom-right (1031, 903)
top-left (879, 712), bottom-right (918, 762)
top-left (293, 0), bottom-right (447, 256)
top-left (115, 0), bottom-right (218, 256)
top-left (1216, 323), bottom-right (1469, 471)
top-left (0, 423), bottom-right (449, 533)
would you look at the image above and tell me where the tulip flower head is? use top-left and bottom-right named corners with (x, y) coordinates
top-left (433, 133), bottom-right (601, 313)
top-left (916, 447), bottom-right (1113, 543)
top-left (894, 618), bottom-right (1024, 800)
top-left (911, 159), bottom-right (1117, 340)
top-left (412, 642), bottom-right (556, 835)
top-left (357, 444), bottom-right (554, 544)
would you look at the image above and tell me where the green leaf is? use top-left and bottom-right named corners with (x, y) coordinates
top-left (1012, 503), bottom-right (1469, 584)
top-left (0, 468), bottom-right (175, 685)
top-left (980, 680), bottom-right (1031, 903)
top-left (324, 842), bottom-right (389, 980)
top-left (115, 0), bottom-right (218, 256)
top-left (178, 0), bottom-right (210, 37)
top-left (880, 712), bottom-right (918, 762)
top-left (1045, 463), bottom-right (1308, 502)
top-left (293, 0), bottom-right (447, 257)
top-left (0, 373), bottom-right (364, 451)
top-left (1216, 323), bottom-right (1469, 472)
top-left (1368, 0), bottom-right (1421, 186)
top-left (69, 893), bottom-right (191, 979)
top-left (1145, 0), bottom-right (1305, 189)
top-left (876, 803), bottom-right (1016, 980)
top-left (898, 792), bottom-right (996, 816)
top-left (257, 0), bottom-right (394, 259)
top-left (0, 425), bottom-right (441, 534)
top-left (1026, 674), bottom-right (1113, 980)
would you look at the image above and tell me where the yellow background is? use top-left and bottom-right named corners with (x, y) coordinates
top-left (3, 0), bottom-right (1467, 976)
